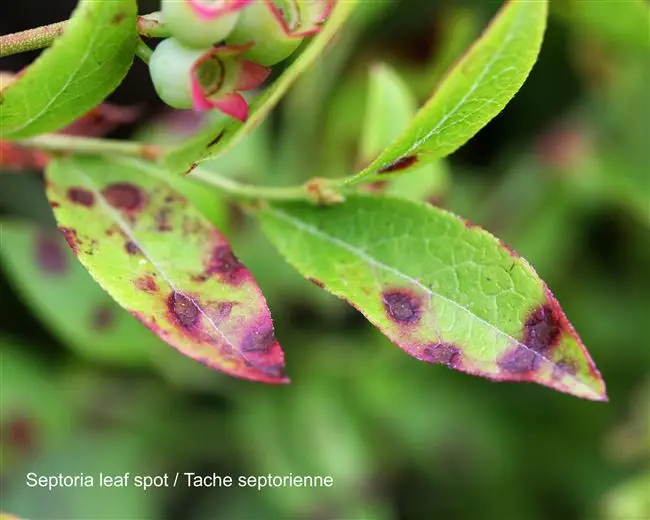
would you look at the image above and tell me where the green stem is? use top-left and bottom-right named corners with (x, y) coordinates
top-left (190, 168), bottom-right (313, 202)
top-left (0, 12), bottom-right (169, 58)
top-left (18, 134), bottom-right (163, 161)
top-left (16, 134), bottom-right (349, 204)
top-left (135, 37), bottom-right (153, 64)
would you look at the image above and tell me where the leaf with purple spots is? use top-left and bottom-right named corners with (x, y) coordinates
top-left (258, 195), bottom-right (607, 400)
top-left (44, 155), bottom-right (286, 383)
top-left (348, 0), bottom-right (548, 185)
top-left (0, 220), bottom-right (156, 366)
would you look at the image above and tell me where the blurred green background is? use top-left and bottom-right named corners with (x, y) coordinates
top-left (1, 1), bottom-right (648, 519)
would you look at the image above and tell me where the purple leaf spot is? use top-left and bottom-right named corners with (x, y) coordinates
top-left (206, 244), bottom-right (246, 285)
top-left (498, 346), bottom-right (538, 374)
top-left (382, 289), bottom-right (421, 324)
top-left (168, 291), bottom-right (199, 329)
top-left (135, 275), bottom-right (159, 293)
top-left (125, 241), bottom-right (139, 255)
top-left (246, 361), bottom-right (287, 381)
top-left (58, 227), bottom-right (79, 253)
top-left (92, 306), bottom-right (114, 331)
top-left (2, 415), bottom-right (36, 453)
top-left (242, 322), bottom-right (278, 353)
top-left (524, 304), bottom-right (562, 354)
top-left (421, 343), bottom-right (461, 368)
top-left (101, 183), bottom-right (146, 211)
top-left (66, 187), bottom-right (95, 207)
top-left (35, 233), bottom-right (67, 274)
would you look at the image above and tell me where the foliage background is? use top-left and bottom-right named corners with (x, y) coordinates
top-left (1, 1), bottom-right (648, 519)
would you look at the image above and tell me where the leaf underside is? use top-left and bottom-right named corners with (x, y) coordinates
top-left (45, 155), bottom-right (286, 383)
top-left (259, 195), bottom-right (606, 401)
top-left (351, 0), bottom-right (548, 183)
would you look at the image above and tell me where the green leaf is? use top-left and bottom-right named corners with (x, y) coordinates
top-left (360, 63), bottom-right (449, 203)
top-left (258, 195), bottom-right (606, 401)
top-left (0, 220), bottom-right (153, 366)
top-left (45, 155), bottom-right (286, 383)
top-left (163, 0), bottom-right (358, 175)
top-left (349, 0), bottom-right (548, 184)
top-left (0, 0), bottom-right (137, 140)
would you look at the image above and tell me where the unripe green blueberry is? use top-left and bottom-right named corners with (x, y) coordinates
top-left (149, 38), bottom-right (204, 109)
top-left (161, 0), bottom-right (240, 48)
top-left (226, 1), bottom-right (303, 66)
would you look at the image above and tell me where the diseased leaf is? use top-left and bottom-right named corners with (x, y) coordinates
top-left (0, 220), bottom-right (152, 366)
top-left (258, 195), bottom-right (606, 401)
top-left (360, 64), bottom-right (449, 203)
top-left (164, 0), bottom-right (358, 175)
top-left (1, 0), bottom-right (137, 140)
top-left (45, 155), bottom-right (286, 383)
top-left (348, 0), bottom-right (548, 184)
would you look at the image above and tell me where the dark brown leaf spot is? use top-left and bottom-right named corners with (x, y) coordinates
top-left (377, 155), bottom-right (418, 174)
top-left (211, 301), bottom-right (233, 321)
top-left (206, 244), bottom-right (246, 285)
top-left (524, 304), bottom-right (562, 354)
top-left (135, 275), bottom-right (159, 293)
top-left (101, 183), bottom-right (145, 211)
top-left (112, 12), bottom-right (126, 24)
top-left (67, 187), bottom-right (95, 207)
top-left (498, 346), bottom-right (538, 374)
top-left (208, 130), bottom-right (225, 148)
top-left (50, 201), bottom-right (60, 208)
top-left (185, 162), bottom-right (198, 175)
top-left (421, 343), bottom-right (461, 368)
top-left (156, 209), bottom-right (172, 231)
top-left (168, 291), bottom-right (199, 329)
top-left (58, 227), bottom-right (79, 253)
top-left (125, 241), bottom-right (139, 255)
top-left (35, 233), bottom-right (67, 274)
top-left (382, 289), bottom-right (421, 324)
top-left (554, 358), bottom-right (579, 377)
top-left (242, 323), bottom-right (277, 353)
top-left (92, 306), bottom-right (114, 331)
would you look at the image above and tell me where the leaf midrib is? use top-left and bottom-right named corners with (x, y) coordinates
top-left (367, 1), bottom-right (535, 175)
top-left (67, 161), bottom-right (251, 364)
top-left (267, 206), bottom-right (598, 397)
top-left (7, 3), bottom-right (104, 135)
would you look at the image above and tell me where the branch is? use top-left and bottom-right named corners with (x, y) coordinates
top-left (17, 134), bottom-right (163, 162)
top-left (0, 12), bottom-right (169, 58)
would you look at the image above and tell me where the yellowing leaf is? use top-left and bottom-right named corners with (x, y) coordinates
top-left (45, 156), bottom-right (286, 383)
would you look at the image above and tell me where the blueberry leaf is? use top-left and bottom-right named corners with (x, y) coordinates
top-left (164, 0), bottom-right (358, 175)
top-left (349, 0), bottom-right (548, 184)
top-left (45, 155), bottom-right (286, 383)
top-left (0, 220), bottom-right (154, 366)
top-left (360, 63), bottom-right (449, 202)
top-left (258, 195), bottom-right (606, 401)
top-left (1, 0), bottom-right (137, 140)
